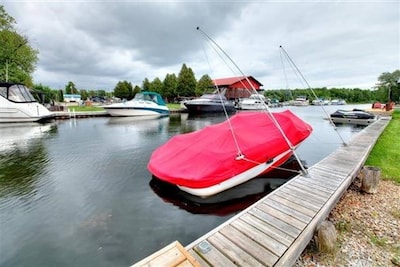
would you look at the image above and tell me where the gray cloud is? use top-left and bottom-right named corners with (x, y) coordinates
top-left (3, 1), bottom-right (399, 90)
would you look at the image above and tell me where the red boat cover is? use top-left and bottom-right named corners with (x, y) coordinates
top-left (148, 110), bottom-right (312, 188)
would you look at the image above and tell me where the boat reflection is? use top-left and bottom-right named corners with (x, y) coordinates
top-left (150, 157), bottom-right (305, 216)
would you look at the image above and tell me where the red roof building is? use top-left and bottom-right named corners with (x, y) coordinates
top-left (213, 76), bottom-right (263, 99)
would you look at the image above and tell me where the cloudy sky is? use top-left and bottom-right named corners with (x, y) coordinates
top-left (3, 1), bottom-right (399, 91)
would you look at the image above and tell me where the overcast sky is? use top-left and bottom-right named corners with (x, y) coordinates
top-left (3, 1), bottom-right (399, 91)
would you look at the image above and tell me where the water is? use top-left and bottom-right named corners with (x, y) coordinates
top-left (0, 104), bottom-right (371, 266)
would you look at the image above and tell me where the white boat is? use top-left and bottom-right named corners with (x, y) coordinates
top-left (238, 94), bottom-right (269, 110)
top-left (103, 91), bottom-right (169, 117)
top-left (0, 82), bottom-right (53, 123)
top-left (291, 96), bottom-right (309, 106)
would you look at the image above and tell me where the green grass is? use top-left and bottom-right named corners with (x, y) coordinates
top-left (365, 109), bottom-right (400, 183)
top-left (167, 103), bottom-right (182, 110)
top-left (66, 106), bottom-right (105, 112)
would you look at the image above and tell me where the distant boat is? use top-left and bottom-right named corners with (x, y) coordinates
top-left (330, 99), bottom-right (346, 105)
top-left (183, 94), bottom-right (236, 114)
top-left (0, 82), bottom-right (53, 123)
top-left (291, 96), bottom-right (309, 106)
top-left (330, 109), bottom-right (376, 125)
top-left (238, 94), bottom-right (269, 110)
top-left (148, 110), bottom-right (312, 197)
top-left (103, 91), bottom-right (169, 117)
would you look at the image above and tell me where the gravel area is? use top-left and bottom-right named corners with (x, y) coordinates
top-left (295, 177), bottom-right (400, 267)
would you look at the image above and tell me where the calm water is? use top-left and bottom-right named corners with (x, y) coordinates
top-left (0, 104), bottom-right (370, 266)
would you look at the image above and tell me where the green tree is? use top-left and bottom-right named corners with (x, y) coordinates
top-left (0, 5), bottom-right (38, 86)
top-left (33, 83), bottom-right (56, 104)
top-left (133, 85), bottom-right (141, 96)
top-left (163, 73), bottom-right (177, 102)
top-left (196, 74), bottom-right (213, 96)
top-left (150, 77), bottom-right (163, 94)
top-left (142, 78), bottom-right (151, 92)
top-left (65, 81), bottom-right (78, 94)
top-left (79, 89), bottom-right (89, 101)
top-left (376, 70), bottom-right (400, 102)
top-left (114, 80), bottom-right (133, 100)
top-left (176, 64), bottom-right (196, 97)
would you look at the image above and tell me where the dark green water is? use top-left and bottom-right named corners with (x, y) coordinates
top-left (0, 105), bottom-right (369, 266)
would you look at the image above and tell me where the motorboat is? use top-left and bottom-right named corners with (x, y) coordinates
top-left (291, 96), bottom-right (309, 106)
top-left (0, 82), bottom-right (53, 123)
top-left (148, 110), bottom-right (312, 197)
top-left (183, 94), bottom-right (236, 114)
top-left (237, 94), bottom-right (269, 110)
top-left (330, 109), bottom-right (377, 125)
top-left (102, 91), bottom-right (169, 117)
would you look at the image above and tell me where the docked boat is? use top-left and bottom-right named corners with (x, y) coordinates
top-left (103, 91), bottom-right (169, 117)
top-left (148, 110), bottom-right (312, 197)
top-left (237, 94), bottom-right (269, 110)
top-left (0, 82), bottom-right (53, 123)
top-left (183, 94), bottom-right (236, 114)
top-left (330, 109), bottom-right (376, 125)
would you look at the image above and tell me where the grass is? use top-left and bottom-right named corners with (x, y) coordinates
top-left (66, 105), bottom-right (104, 112)
top-left (365, 108), bottom-right (400, 184)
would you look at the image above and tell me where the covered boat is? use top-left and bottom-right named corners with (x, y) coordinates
top-left (148, 110), bottom-right (312, 197)
top-left (330, 109), bottom-right (376, 125)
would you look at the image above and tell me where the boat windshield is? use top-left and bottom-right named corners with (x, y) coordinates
top-left (0, 84), bottom-right (37, 103)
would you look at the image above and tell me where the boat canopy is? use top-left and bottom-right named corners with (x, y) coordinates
top-left (0, 83), bottom-right (37, 103)
top-left (134, 92), bottom-right (166, 106)
top-left (148, 110), bottom-right (312, 188)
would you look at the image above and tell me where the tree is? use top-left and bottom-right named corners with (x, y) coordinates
top-left (33, 83), bottom-right (56, 104)
top-left (142, 78), bottom-right (151, 92)
top-left (196, 74), bottom-right (213, 96)
top-left (150, 77), bottom-right (163, 94)
top-left (176, 64), bottom-right (196, 97)
top-left (376, 70), bottom-right (400, 102)
top-left (0, 5), bottom-right (38, 86)
top-left (163, 73), bottom-right (177, 102)
top-left (65, 81), bottom-right (78, 94)
top-left (114, 80), bottom-right (133, 100)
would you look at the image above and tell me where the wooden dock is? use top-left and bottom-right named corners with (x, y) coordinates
top-left (133, 117), bottom-right (391, 267)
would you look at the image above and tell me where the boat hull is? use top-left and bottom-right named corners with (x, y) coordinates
top-left (0, 102), bottom-right (53, 123)
top-left (177, 148), bottom-right (294, 198)
top-left (184, 103), bottom-right (236, 114)
top-left (103, 106), bottom-right (169, 117)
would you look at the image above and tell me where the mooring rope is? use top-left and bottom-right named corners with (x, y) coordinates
top-left (196, 27), bottom-right (310, 177)
top-left (279, 46), bottom-right (348, 146)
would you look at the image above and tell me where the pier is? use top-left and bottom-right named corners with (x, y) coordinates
top-left (133, 116), bottom-right (391, 266)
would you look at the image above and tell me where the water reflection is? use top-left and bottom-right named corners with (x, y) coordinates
top-left (149, 157), bottom-right (304, 216)
top-left (0, 123), bottom-right (56, 198)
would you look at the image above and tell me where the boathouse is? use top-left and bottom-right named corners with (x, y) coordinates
top-left (213, 76), bottom-right (263, 100)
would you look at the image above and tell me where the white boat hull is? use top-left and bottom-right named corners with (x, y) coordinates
top-left (177, 148), bottom-right (293, 198)
top-left (0, 102), bottom-right (53, 123)
top-left (103, 100), bottom-right (169, 117)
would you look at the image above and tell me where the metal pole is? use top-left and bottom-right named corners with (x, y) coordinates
top-left (5, 59), bottom-right (8, 82)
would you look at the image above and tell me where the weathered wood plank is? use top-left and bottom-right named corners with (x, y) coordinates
top-left (278, 187), bottom-right (325, 207)
top-left (208, 232), bottom-right (262, 266)
top-left (268, 194), bottom-right (318, 217)
top-left (272, 190), bottom-right (321, 212)
top-left (257, 202), bottom-right (307, 230)
top-left (288, 180), bottom-right (333, 198)
top-left (192, 241), bottom-right (236, 267)
top-left (239, 213), bottom-right (294, 246)
top-left (262, 198), bottom-right (312, 224)
top-left (294, 177), bottom-right (337, 193)
top-left (248, 207), bottom-right (301, 238)
top-left (231, 218), bottom-right (288, 256)
top-left (221, 224), bottom-right (279, 265)
top-left (283, 184), bottom-right (328, 203)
